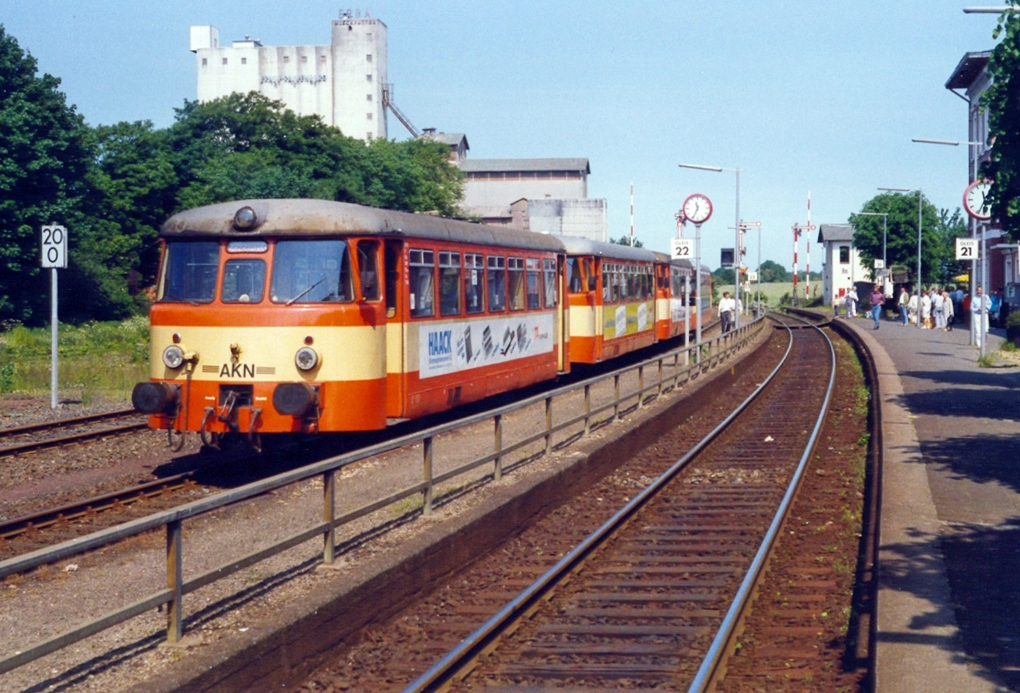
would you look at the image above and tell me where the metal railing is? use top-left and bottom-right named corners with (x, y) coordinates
top-left (0, 316), bottom-right (766, 675)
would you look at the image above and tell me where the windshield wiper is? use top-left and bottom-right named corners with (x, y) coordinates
top-left (286, 276), bottom-right (327, 306)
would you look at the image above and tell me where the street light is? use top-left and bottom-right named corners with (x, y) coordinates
top-left (850, 211), bottom-right (889, 283)
top-left (878, 187), bottom-right (923, 329)
top-left (913, 136), bottom-right (988, 355)
top-left (679, 162), bottom-right (742, 329)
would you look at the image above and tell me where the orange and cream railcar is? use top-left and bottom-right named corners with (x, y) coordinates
top-left (652, 252), bottom-right (713, 341)
top-left (561, 237), bottom-right (658, 364)
top-left (131, 199), bottom-right (568, 448)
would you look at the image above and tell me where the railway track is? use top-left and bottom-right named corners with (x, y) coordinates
top-left (0, 407), bottom-right (147, 457)
top-left (401, 314), bottom-right (838, 692)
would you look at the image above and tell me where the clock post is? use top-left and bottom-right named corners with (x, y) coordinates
top-left (682, 193), bottom-right (714, 352)
top-left (963, 179), bottom-right (992, 357)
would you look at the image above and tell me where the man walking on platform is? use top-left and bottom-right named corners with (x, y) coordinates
top-left (718, 292), bottom-right (735, 333)
top-left (870, 285), bottom-right (885, 330)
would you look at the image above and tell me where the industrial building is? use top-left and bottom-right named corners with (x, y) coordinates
top-left (189, 10), bottom-right (388, 142)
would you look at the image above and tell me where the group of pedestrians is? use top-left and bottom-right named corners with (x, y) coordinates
top-left (894, 284), bottom-right (992, 348)
top-left (718, 291), bottom-right (742, 333)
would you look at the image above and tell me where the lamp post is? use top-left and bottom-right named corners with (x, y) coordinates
top-left (878, 187), bottom-right (923, 329)
top-left (912, 137), bottom-right (987, 353)
top-left (850, 211), bottom-right (889, 288)
top-left (679, 162), bottom-right (742, 329)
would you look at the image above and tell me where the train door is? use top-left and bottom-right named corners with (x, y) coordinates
top-left (557, 253), bottom-right (569, 373)
top-left (384, 240), bottom-right (405, 419)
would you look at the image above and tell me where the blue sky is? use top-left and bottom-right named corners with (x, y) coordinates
top-left (3, 1), bottom-right (1002, 270)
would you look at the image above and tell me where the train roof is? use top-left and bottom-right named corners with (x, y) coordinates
top-left (557, 235), bottom-right (657, 263)
top-left (160, 199), bottom-right (566, 254)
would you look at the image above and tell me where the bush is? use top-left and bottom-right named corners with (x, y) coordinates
top-left (1006, 311), bottom-right (1020, 329)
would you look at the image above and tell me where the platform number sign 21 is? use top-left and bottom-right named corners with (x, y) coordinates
top-left (41, 224), bottom-right (68, 269)
top-left (955, 238), bottom-right (978, 261)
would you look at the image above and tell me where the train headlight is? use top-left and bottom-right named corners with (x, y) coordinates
top-left (295, 346), bottom-right (319, 371)
top-left (163, 345), bottom-right (186, 369)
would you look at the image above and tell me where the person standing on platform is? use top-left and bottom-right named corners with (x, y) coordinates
top-left (942, 290), bottom-right (955, 331)
top-left (718, 291), bottom-right (735, 333)
top-left (833, 292), bottom-right (842, 318)
top-left (951, 285), bottom-right (965, 326)
top-left (933, 289), bottom-right (946, 330)
top-left (921, 291), bottom-right (932, 329)
top-left (846, 286), bottom-right (858, 318)
top-left (898, 287), bottom-right (909, 325)
top-left (908, 292), bottom-right (919, 325)
top-left (972, 285), bottom-right (992, 349)
top-left (870, 285), bottom-right (885, 329)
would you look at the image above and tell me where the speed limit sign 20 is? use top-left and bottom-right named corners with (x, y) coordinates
top-left (41, 224), bottom-right (68, 269)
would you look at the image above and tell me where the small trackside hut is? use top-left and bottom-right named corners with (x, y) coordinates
top-left (131, 199), bottom-right (569, 450)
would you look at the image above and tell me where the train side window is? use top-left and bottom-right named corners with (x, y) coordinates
top-left (160, 241), bottom-right (220, 303)
top-left (487, 255), bottom-right (506, 312)
top-left (567, 257), bottom-right (583, 293)
top-left (357, 240), bottom-right (380, 300)
top-left (602, 263), bottom-right (611, 303)
top-left (384, 244), bottom-right (399, 317)
top-left (508, 257), bottom-right (525, 311)
top-left (271, 240), bottom-right (352, 304)
top-left (465, 253), bottom-right (484, 314)
top-left (543, 259), bottom-right (557, 307)
top-left (409, 249), bottom-right (435, 318)
top-left (526, 258), bottom-right (541, 310)
top-left (584, 258), bottom-right (596, 291)
top-left (439, 251), bottom-right (462, 316)
top-left (222, 259), bottom-right (266, 303)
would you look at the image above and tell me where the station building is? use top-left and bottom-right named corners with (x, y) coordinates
top-left (945, 50), bottom-right (1018, 297)
top-left (818, 224), bottom-right (872, 307)
top-left (189, 10), bottom-right (387, 142)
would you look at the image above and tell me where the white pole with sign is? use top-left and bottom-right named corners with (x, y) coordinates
top-left (41, 224), bottom-right (67, 409)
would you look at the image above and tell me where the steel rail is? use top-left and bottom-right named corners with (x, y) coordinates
top-left (0, 407), bottom-right (138, 439)
top-left (0, 316), bottom-right (765, 675)
top-left (400, 314), bottom-right (806, 692)
top-left (686, 311), bottom-right (836, 693)
top-left (0, 415), bottom-right (147, 458)
top-left (0, 472), bottom-right (195, 541)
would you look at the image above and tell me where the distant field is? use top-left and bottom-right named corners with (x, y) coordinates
top-left (715, 280), bottom-right (822, 307)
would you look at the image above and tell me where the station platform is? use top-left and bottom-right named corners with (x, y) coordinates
top-left (841, 316), bottom-right (1020, 691)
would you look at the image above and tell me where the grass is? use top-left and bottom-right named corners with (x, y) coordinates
top-left (0, 317), bottom-right (150, 400)
top-left (717, 280), bottom-right (822, 307)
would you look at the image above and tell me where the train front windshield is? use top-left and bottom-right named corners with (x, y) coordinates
top-left (158, 239), bottom-right (355, 305)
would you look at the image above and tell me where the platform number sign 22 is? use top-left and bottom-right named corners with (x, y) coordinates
top-left (671, 238), bottom-right (694, 260)
top-left (41, 224), bottom-right (68, 269)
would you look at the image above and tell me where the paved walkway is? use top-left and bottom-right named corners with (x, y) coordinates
top-left (842, 315), bottom-right (1020, 692)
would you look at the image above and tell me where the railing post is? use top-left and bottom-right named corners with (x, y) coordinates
top-left (422, 436), bottom-right (433, 515)
top-left (638, 366), bottom-right (644, 409)
top-left (494, 414), bottom-right (503, 480)
top-left (323, 470), bottom-right (335, 564)
top-left (545, 396), bottom-right (553, 455)
top-left (613, 374), bottom-right (621, 421)
top-left (166, 519), bottom-right (183, 644)
top-left (584, 384), bottom-right (591, 436)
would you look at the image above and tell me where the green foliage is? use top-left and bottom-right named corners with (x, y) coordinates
top-left (759, 259), bottom-right (789, 282)
top-left (849, 192), bottom-right (949, 285)
top-left (609, 235), bottom-right (643, 247)
top-left (981, 3), bottom-right (1020, 239)
top-left (0, 37), bottom-right (465, 326)
top-left (1005, 310), bottom-right (1020, 328)
top-left (713, 267), bottom-right (736, 284)
top-left (0, 24), bottom-right (92, 324)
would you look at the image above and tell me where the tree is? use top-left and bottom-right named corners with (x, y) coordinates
top-left (609, 235), bottom-right (643, 247)
top-left (981, 3), bottom-right (1020, 239)
top-left (850, 192), bottom-right (944, 285)
top-left (713, 267), bottom-right (735, 285)
top-left (0, 25), bottom-right (92, 324)
top-left (758, 260), bottom-right (789, 282)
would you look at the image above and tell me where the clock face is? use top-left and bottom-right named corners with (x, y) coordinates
top-left (683, 193), bottom-right (713, 224)
top-left (964, 180), bottom-right (992, 221)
